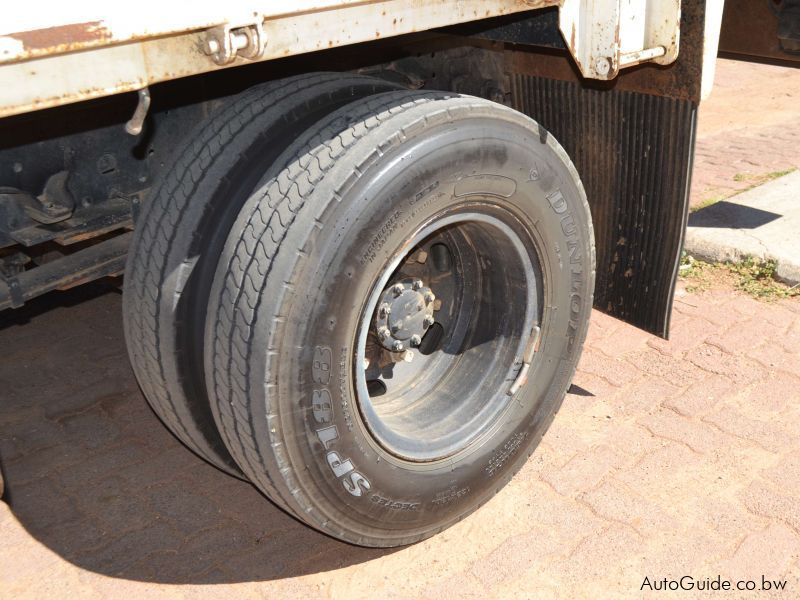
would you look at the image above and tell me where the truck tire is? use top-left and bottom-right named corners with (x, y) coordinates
top-left (123, 74), bottom-right (402, 476)
top-left (205, 90), bottom-right (595, 545)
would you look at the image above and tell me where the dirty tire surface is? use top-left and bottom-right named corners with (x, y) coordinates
top-left (204, 90), bottom-right (595, 546)
top-left (123, 74), bottom-right (403, 475)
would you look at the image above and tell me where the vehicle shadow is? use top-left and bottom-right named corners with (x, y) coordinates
top-left (0, 283), bottom-right (393, 584)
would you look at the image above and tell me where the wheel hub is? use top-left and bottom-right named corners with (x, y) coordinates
top-left (374, 279), bottom-right (435, 352)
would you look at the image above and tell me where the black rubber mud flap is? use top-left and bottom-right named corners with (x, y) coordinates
top-left (510, 78), bottom-right (697, 337)
top-left (501, 1), bottom-right (708, 338)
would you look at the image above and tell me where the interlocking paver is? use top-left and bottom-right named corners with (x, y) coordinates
top-left (663, 373), bottom-right (733, 417)
top-left (1, 264), bottom-right (798, 600)
top-left (721, 523), bottom-right (800, 583)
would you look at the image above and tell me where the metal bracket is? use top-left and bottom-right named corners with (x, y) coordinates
top-left (203, 16), bottom-right (267, 65)
top-left (559, 0), bottom-right (680, 80)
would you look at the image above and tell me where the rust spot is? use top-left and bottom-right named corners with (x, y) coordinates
top-left (9, 21), bottom-right (112, 53)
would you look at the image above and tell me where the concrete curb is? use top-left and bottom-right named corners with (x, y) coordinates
top-left (684, 170), bottom-right (800, 285)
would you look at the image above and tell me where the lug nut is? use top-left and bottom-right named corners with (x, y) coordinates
top-left (378, 303), bottom-right (391, 318)
top-left (392, 283), bottom-right (405, 297)
top-left (424, 291), bottom-right (435, 304)
top-left (392, 340), bottom-right (404, 352)
top-left (410, 334), bottom-right (421, 347)
top-left (416, 250), bottom-right (428, 264)
top-left (390, 322), bottom-right (402, 334)
top-left (412, 279), bottom-right (423, 290)
top-left (378, 326), bottom-right (390, 339)
top-left (424, 315), bottom-right (435, 327)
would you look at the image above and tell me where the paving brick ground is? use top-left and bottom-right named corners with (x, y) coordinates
top-left (1, 59), bottom-right (799, 598)
top-left (690, 59), bottom-right (800, 208)
top-left (1, 280), bottom-right (798, 598)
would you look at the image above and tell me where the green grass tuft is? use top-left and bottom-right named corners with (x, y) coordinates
top-left (679, 253), bottom-right (799, 301)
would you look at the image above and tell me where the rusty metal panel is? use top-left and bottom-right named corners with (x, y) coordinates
top-left (0, 0), bottom-right (558, 118)
top-left (510, 75), bottom-right (697, 336)
top-left (0, 1), bottom-right (403, 63)
top-left (0, 0), bottom-right (687, 118)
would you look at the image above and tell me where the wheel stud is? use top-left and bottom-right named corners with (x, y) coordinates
top-left (424, 291), bottom-right (435, 304)
top-left (412, 279), bottom-right (423, 290)
top-left (410, 334), bottom-right (421, 347)
top-left (392, 340), bottom-right (404, 352)
top-left (424, 315), bottom-right (435, 327)
top-left (378, 303), bottom-right (391, 318)
top-left (378, 326), bottom-right (390, 339)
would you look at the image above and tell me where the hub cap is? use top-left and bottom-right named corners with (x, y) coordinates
top-left (374, 279), bottom-right (435, 352)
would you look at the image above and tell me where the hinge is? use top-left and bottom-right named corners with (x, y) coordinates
top-left (203, 15), bottom-right (267, 65)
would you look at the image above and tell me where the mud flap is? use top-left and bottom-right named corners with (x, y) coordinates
top-left (497, 0), bottom-right (709, 338)
top-left (510, 77), bottom-right (697, 337)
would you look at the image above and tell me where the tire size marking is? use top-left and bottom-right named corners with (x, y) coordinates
top-left (370, 494), bottom-right (419, 511)
top-left (485, 431), bottom-right (528, 477)
top-left (431, 486), bottom-right (470, 507)
top-left (338, 348), bottom-right (354, 432)
top-left (360, 210), bottom-right (402, 266)
top-left (311, 345), bottom-right (371, 497)
top-left (398, 189), bottom-right (445, 235)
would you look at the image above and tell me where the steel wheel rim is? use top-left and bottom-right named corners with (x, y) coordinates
top-left (354, 205), bottom-right (542, 463)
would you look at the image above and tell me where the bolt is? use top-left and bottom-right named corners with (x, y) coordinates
top-left (410, 334), bottom-right (422, 347)
top-left (424, 291), bottom-right (435, 304)
top-left (378, 326), bottom-right (390, 339)
top-left (378, 303), bottom-right (391, 318)
top-left (392, 340), bottom-right (404, 352)
top-left (594, 57), bottom-right (612, 77)
top-left (412, 279), bottom-right (423, 290)
top-left (392, 283), bottom-right (405, 297)
top-left (424, 315), bottom-right (435, 327)
top-left (206, 37), bottom-right (221, 55)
